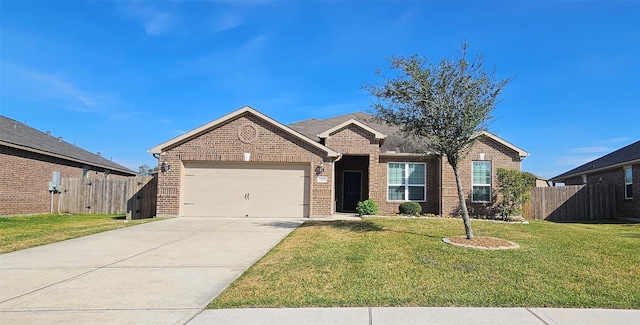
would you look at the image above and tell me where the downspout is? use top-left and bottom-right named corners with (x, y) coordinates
top-left (331, 153), bottom-right (343, 215)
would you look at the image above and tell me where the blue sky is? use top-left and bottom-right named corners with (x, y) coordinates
top-left (1, 1), bottom-right (638, 179)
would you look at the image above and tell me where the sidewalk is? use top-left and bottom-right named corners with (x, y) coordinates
top-left (190, 307), bottom-right (640, 325)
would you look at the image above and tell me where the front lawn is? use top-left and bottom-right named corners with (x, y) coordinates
top-left (0, 214), bottom-right (160, 254)
top-left (209, 218), bottom-right (640, 309)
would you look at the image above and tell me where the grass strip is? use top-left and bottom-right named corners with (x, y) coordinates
top-left (0, 214), bottom-right (160, 254)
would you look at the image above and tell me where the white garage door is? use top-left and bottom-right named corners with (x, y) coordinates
top-left (181, 162), bottom-right (310, 217)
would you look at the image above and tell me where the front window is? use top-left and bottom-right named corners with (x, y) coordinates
top-left (387, 163), bottom-right (426, 201)
top-left (472, 161), bottom-right (492, 202)
top-left (625, 167), bottom-right (633, 200)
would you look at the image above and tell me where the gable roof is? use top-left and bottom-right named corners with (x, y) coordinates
top-left (476, 131), bottom-right (529, 158)
top-left (289, 112), bottom-right (421, 153)
top-left (0, 115), bottom-right (136, 175)
top-left (317, 119), bottom-right (386, 140)
top-left (551, 140), bottom-right (640, 182)
top-left (148, 106), bottom-right (339, 157)
top-left (289, 112), bottom-right (527, 157)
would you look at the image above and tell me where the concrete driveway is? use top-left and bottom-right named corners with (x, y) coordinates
top-left (0, 217), bottom-right (303, 324)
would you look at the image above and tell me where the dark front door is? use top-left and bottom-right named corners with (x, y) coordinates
top-left (343, 171), bottom-right (362, 212)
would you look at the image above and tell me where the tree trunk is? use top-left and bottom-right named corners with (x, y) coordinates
top-left (453, 165), bottom-right (474, 239)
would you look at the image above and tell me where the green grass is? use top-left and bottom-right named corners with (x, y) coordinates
top-left (0, 214), bottom-right (161, 254)
top-left (209, 218), bottom-right (640, 309)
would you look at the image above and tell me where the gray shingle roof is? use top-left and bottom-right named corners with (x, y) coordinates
top-left (551, 140), bottom-right (640, 181)
top-left (288, 112), bottom-right (426, 153)
top-left (0, 115), bottom-right (136, 175)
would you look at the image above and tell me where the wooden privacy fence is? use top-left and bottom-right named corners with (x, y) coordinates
top-left (523, 185), bottom-right (616, 221)
top-left (60, 176), bottom-right (157, 219)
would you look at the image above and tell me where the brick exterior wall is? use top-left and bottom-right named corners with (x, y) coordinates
top-left (564, 163), bottom-right (640, 218)
top-left (155, 113), bottom-right (525, 218)
top-left (323, 124), bottom-right (460, 215)
top-left (156, 113), bottom-right (333, 217)
top-left (0, 145), bottom-right (131, 216)
top-left (440, 136), bottom-right (522, 217)
top-left (374, 156), bottom-right (440, 215)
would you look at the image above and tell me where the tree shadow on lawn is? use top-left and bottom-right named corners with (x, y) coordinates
top-left (256, 221), bottom-right (304, 230)
top-left (301, 220), bottom-right (383, 232)
top-left (301, 220), bottom-right (439, 238)
top-left (111, 215), bottom-right (127, 220)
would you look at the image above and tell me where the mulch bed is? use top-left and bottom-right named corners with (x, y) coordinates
top-left (442, 236), bottom-right (520, 250)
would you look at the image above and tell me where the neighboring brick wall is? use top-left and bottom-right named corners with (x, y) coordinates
top-left (0, 145), bottom-right (131, 216)
top-left (565, 164), bottom-right (640, 218)
top-left (440, 136), bottom-right (522, 217)
top-left (156, 113), bottom-right (333, 217)
top-left (564, 176), bottom-right (584, 186)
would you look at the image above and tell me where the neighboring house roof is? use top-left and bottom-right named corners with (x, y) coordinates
top-left (289, 112), bottom-right (528, 158)
top-left (148, 106), bottom-right (340, 157)
top-left (551, 140), bottom-right (640, 182)
top-left (0, 115), bottom-right (136, 175)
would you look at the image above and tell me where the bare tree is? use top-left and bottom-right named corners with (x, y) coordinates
top-left (364, 43), bottom-right (511, 239)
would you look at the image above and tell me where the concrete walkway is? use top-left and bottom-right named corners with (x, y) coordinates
top-left (190, 307), bottom-right (640, 324)
top-left (0, 217), bottom-right (303, 324)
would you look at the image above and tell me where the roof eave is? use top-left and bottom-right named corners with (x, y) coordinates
top-left (317, 119), bottom-right (387, 140)
top-left (148, 106), bottom-right (339, 158)
top-left (475, 131), bottom-right (529, 158)
top-left (379, 151), bottom-right (438, 157)
top-left (550, 158), bottom-right (640, 182)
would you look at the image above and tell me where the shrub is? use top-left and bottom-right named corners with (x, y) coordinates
top-left (356, 199), bottom-right (379, 216)
top-left (399, 202), bottom-right (422, 215)
top-left (496, 168), bottom-right (536, 218)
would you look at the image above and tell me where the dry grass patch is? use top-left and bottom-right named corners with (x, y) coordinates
top-left (209, 218), bottom-right (640, 309)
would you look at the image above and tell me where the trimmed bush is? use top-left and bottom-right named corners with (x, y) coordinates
top-left (356, 199), bottom-right (379, 216)
top-left (399, 202), bottom-right (422, 215)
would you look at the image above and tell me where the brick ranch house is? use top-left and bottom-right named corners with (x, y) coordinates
top-left (149, 106), bottom-right (528, 218)
top-left (0, 115), bottom-right (137, 216)
top-left (550, 140), bottom-right (639, 218)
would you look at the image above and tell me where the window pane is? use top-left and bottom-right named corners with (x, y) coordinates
top-left (473, 161), bottom-right (491, 185)
top-left (388, 186), bottom-right (405, 200)
top-left (408, 186), bottom-right (424, 201)
top-left (388, 163), bottom-right (405, 185)
top-left (626, 184), bottom-right (633, 199)
top-left (408, 164), bottom-right (425, 185)
top-left (472, 185), bottom-right (490, 202)
top-left (625, 168), bottom-right (632, 184)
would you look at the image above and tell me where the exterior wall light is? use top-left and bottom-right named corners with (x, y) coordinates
top-left (316, 161), bottom-right (325, 175)
top-left (160, 161), bottom-right (171, 172)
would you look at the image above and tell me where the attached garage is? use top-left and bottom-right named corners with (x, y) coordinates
top-left (181, 162), bottom-right (310, 218)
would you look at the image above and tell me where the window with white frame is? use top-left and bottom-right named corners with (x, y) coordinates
top-left (624, 167), bottom-right (633, 200)
top-left (472, 161), bottom-right (492, 202)
top-left (387, 163), bottom-right (426, 201)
